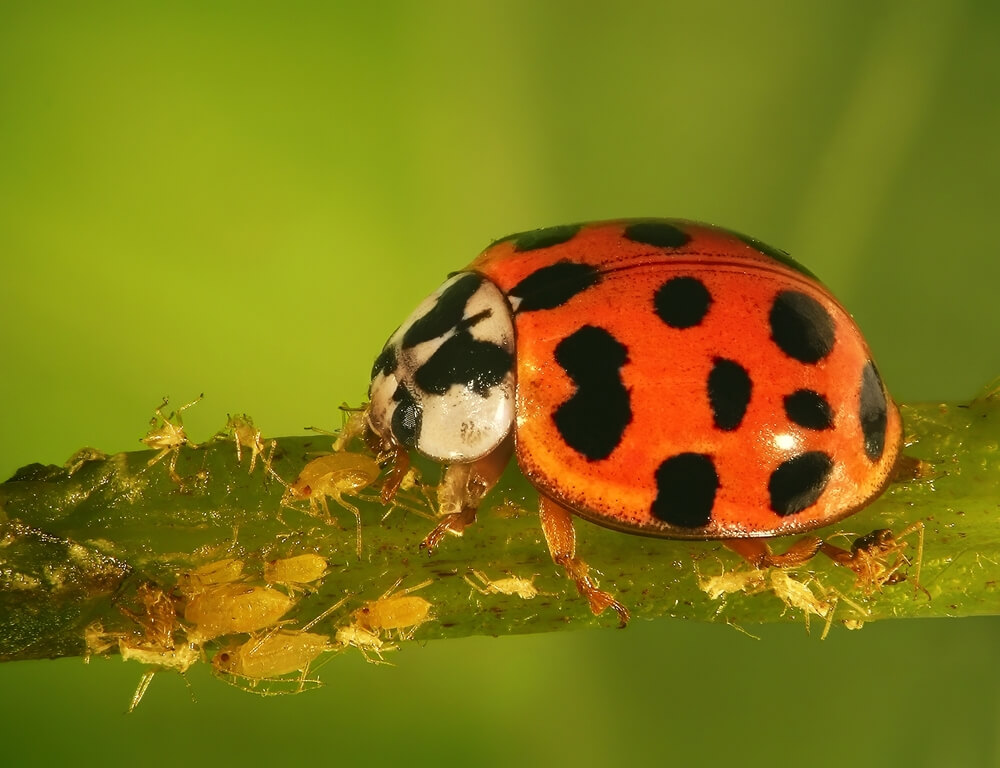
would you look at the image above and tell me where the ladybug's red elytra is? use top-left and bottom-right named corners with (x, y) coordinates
top-left (359, 219), bottom-right (902, 625)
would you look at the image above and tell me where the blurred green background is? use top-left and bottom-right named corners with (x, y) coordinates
top-left (1, 1), bottom-right (999, 765)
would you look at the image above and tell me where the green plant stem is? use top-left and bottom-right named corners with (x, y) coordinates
top-left (1, 390), bottom-right (998, 668)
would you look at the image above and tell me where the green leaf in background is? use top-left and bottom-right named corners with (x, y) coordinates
top-left (1, 2), bottom-right (998, 767)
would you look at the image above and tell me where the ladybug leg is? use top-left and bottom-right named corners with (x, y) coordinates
top-left (379, 446), bottom-right (411, 503)
top-left (420, 436), bottom-right (513, 553)
top-left (722, 537), bottom-right (824, 569)
top-left (538, 496), bottom-right (629, 628)
top-left (724, 522), bottom-right (926, 595)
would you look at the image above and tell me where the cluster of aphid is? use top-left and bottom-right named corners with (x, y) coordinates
top-left (87, 550), bottom-right (440, 707)
top-left (103, 397), bottom-right (551, 707)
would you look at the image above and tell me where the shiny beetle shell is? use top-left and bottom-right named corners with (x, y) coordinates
top-left (367, 219), bottom-right (901, 540)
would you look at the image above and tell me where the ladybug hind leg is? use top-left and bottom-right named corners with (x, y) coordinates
top-left (723, 522), bottom-right (925, 596)
top-left (723, 537), bottom-right (824, 570)
top-left (539, 496), bottom-right (630, 628)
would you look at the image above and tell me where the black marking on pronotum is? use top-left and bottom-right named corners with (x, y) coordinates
top-left (654, 276), bottom-right (712, 329)
top-left (402, 273), bottom-right (483, 348)
top-left (859, 360), bottom-right (889, 461)
top-left (491, 224), bottom-right (582, 252)
top-left (552, 325), bottom-right (631, 461)
top-left (623, 220), bottom-right (691, 249)
top-left (371, 344), bottom-right (397, 380)
top-left (708, 358), bottom-right (752, 431)
top-left (390, 385), bottom-right (422, 449)
top-left (768, 451), bottom-right (833, 516)
top-left (768, 290), bottom-right (835, 364)
top-left (509, 261), bottom-right (602, 313)
top-left (413, 331), bottom-right (513, 397)
top-left (724, 228), bottom-right (819, 280)
top-left (651, 452), bottom-right (719, 528)
top-left (783, 389), bottom-right (834, 430)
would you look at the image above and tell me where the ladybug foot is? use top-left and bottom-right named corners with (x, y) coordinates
top-left (419, 505), bottom-right (478, 554)
top-left (539, 495), bottom-right (629, 627)
top-left (558, 555), bottom-right (630, 628)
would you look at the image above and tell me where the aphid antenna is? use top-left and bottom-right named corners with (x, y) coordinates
top-left (301, 594), bottom-right (352, 632)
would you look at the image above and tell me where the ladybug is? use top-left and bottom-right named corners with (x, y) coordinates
top-left (362, 219), bottom-right (902, 626)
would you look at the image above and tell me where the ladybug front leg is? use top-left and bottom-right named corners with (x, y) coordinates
top-left (539, 496), bottom-right (629, 628)
top-left (420, 435), bottom-right (513, 553)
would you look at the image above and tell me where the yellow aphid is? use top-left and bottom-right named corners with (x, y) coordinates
top-left (140, 395), bottom-right (202, 483)
top-left (768, 570), bottom-right (831, 621)
top-left (212, 629), bottom-right (331, 693)
top-left (183, 583), bottom-right (293, 643)
top-left (176, 558), bottom-right (244, 595)
top-left (463, 570), bottom-right (545, 600)
top-left (264, 554), bottom-right (328, 595)
top-left (119, 641), bottom-right (198, 674)
top-left (334, 624), bottom-right (392, 664)
top-left (278, 452), bottom-right (381, 558)
top-left (221, 414), bottom-right (268, 473)
top-left (698, 566), bottom-right (768, 601)
top-left (351, 578), bottom-right (433, 640)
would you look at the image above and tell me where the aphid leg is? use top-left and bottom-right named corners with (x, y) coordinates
top-left (420, 436), bottom-right (512, 553)
top-left (166, 448), bottom-right (183, 485)
top-left (333, 494), bottom-right (363, 559)
top-left (261, 439), bottom-right (277, 479)
top-left (128, 669), bottom-right (157, 713)
top-left (538, 496), bottom-right (630, 628)
top-left (174, 393), bottom-right (204, 420)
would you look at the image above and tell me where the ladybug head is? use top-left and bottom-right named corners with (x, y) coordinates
top-left (367, 272), bottom-right (516, 463)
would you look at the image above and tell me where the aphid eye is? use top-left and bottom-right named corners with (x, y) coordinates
top-left (219, 653), bottom-right (230, 662)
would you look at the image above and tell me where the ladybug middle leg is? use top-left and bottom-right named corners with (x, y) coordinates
top-left (539, 496), bottom-right (630, 628)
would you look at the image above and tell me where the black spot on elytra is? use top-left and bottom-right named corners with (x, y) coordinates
top-left (552, 326), bottom-right (631, 461)
top-left (651, 453), bottom-right (718, 528)
top-left (708, 358), bottom-right (752, 431)
top-left (654, 276), bottom-right (712, 329)
top-left (768, 451), bottom-right (833, 516)
top-left (769, 290), bottom-right (835, 364)
top-left (783, 389), bottom-right (834, 430)
top-left (490, 224), bottom-right (582, 252)
top-left (371, 343), bottom-right (397, 380)
top-left (402, 273), bottom-right (483, 348)
top-left (390, 385), bottom-right (422, 449)
top-left (414, 330), bottom-right (513, 397)
top-left (725, 229), bottom-right (819, 280)
top-left (509, 261), bottom-right (601, 313)
top-left (623, 220), bottom-right (691, 249)
top-left (860, 361), bottom-right (889, 461)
